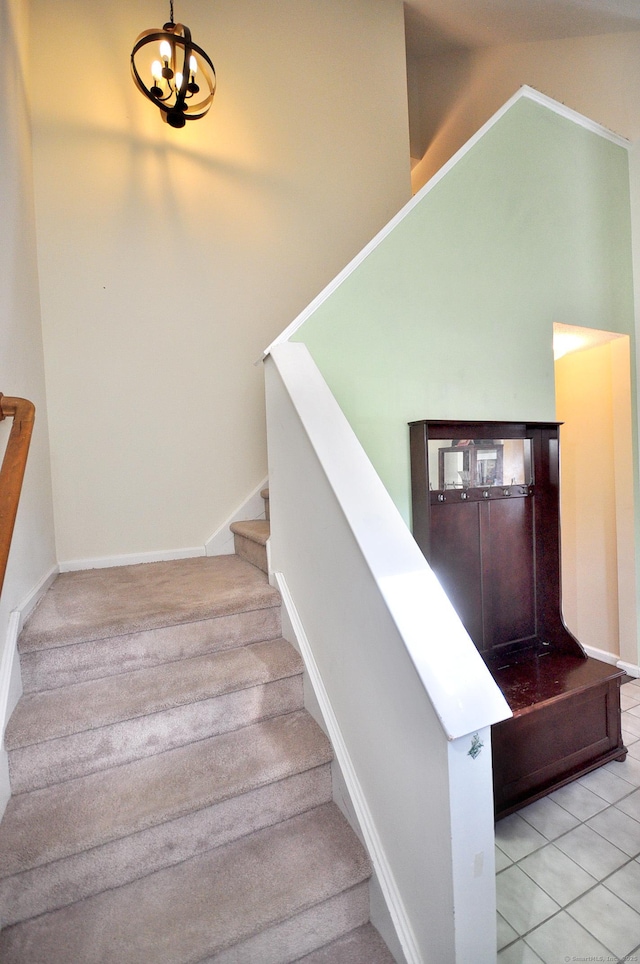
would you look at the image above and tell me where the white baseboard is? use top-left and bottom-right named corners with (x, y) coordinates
top-left (583, 644), bottom-right (619, 665)
top-left (59, 546), bottom-right (205, 572)
top-left (0, 562), bottom-right (59, 820)
top-left (1, 563), bottom-right (58, 734)
top-left (58, 479), bottom-right (270, 570)
top-left (0, 611), bottom-right (21, 744)
top-left (206, 477), bottom-right (268, 557)
top-left (17, 564), bottom-right (58, 623)
top-left (274, 570), bottom-right (418, 964)
top-left (618, 660), bottom-right (640, 679)
top-left (581, 645), bottom-right (640, 680)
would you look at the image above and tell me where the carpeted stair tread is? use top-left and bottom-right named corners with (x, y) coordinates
top-left (8, 675), bottom-right (304, 794)
top-left (0, 552), bottom-right (391, 959)
top-left (19, 555), bottom-right (279, 653)
top-left (6, 637), bottom-right (302, 749)
top-left (0, 802), bottom-right (372, 964)
top-left (0, 709), bottom-right (332, 879)
top-left (0, 767), bottom-right (332, 928)
top-left (294, 922), bottom-right (396, 963)
top-left (230, 520), bottom-right (271, 573)
top-left (20, 604), bottom-right (283, 693)
top-left (230, 519), bottom-right (270, 546)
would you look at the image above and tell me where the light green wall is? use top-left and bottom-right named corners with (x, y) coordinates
top-left (293, 96), bottom-right (635, 527)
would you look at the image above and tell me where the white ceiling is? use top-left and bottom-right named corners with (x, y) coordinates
top-left (404, 0), bottom-right (640, 57)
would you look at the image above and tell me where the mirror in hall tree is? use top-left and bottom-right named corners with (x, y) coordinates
top-left (437, 440), bottom-right (503, 490)
top-left (429, 438), bottom-right (532, 491)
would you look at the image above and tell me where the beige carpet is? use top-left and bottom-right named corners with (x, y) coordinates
top-left (19, 555), bottom-right (281, 649)
top-left (0, 555), bottom-right (395, 962)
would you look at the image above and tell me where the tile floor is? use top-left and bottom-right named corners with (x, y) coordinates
top-left (497, 677), bottom-right (640, 964)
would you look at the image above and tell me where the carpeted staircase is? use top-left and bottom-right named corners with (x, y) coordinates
top-left (0, 502), bottom-right (395, 962)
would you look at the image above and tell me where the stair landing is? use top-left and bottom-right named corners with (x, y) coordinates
top-left (19, 554), bottom-right (280, 651)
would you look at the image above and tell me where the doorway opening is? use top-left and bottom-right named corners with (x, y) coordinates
top-left (554, 322), bottom-right (637, 666)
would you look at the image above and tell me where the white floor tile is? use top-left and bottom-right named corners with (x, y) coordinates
top-left (496, 865), bottom-right (560, 935)
top-left (496, 845), bottom-right (513, 872)
top-left (495, 704), bottom-right (640, 964)
top-left (518, 796), bottom-right (580, 840)
top-left (554, 823), bottom-right (628, 878)
top-left (605, 753), bottom-right (640, 787)
top-left (523, 910), bottom-right (613, 963)
top-left (498, 939), bottom-right (544, 963)
top-left (618, 789), bottom-right (640, 824)
top-left (587, 805), bottom-right (640, 857)
top-left (568, 883), bottom-right (640, 959)
top-left (498, 911), bottom-right (519, 950)
top-left (518, 843), bottom-right (596, 904)
top-left (548, 781), bottom-right (608, 821)
top-left (603, 859), bottom-right (640, 913)
top-left (578, 765), bottom-right (637, 803)
top-left (622, 692), bottom-right (640, 711)
top-left (495, 812), bottom-right (548, 861)
top-left (624, 714), bottom-right (640, 740)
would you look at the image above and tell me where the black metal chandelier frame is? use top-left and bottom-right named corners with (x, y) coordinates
top-left (131, 2), bottom-right (216, 128)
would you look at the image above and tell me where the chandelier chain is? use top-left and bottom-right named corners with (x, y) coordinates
top-left (169, 0), bottom-right (174, 25)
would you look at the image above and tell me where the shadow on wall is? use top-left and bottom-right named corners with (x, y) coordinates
top-left (407, 45), bottom-right (475, 172)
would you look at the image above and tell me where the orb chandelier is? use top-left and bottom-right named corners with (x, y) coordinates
top-left (130, 1), bottom-right (216, 129)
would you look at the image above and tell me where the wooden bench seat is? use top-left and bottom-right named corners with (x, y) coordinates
top-left (409, 419), bottom-right (626, 819)
top-left (488, 647), bottom-right (625, 818)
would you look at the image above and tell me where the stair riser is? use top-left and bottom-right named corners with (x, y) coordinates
top-left (0, 765), bottom-right (332, 927)
top-left (233, 533), bottom-right (268, 573)
top-left (207, 883), bottom-right (371, 964)
top-left (20, 605), bottom-right (281, 693)
top-left (10, 676), bottom-right (304, 793)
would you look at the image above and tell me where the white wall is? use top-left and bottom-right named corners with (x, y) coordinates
top-left (0, 0), bottom-right (57, 814)
top-left (28, 0), bottom-right (411, 566)
top-left (410, 30), bottom-right (640, 191)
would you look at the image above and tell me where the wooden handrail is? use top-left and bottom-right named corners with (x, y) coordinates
top-left (0, 395), bottom-right (35, 600)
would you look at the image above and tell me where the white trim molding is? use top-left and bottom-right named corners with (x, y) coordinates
top-left (1, 564), bottom-right (58, 730)
top-left (582, 644), bottom-right (619, 666)
top-left (275, 570), bottom-right (421, 964)
top-left (59, 477), bottom-right (270, 570)
top-left (1, 563), bottom-right (59, 819)
top-left (0, 611), bottom-right (21, 747)
top-left (59, 546), bottom-right (205, 572)
top-left (14, 564), bottom-right (58, 623)
top-left (205, 476), bottom-right (269, 557)
top-left (582, 645), bottom-right (640, 680)
top-left (618, 660), bottom-right (640, 679)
